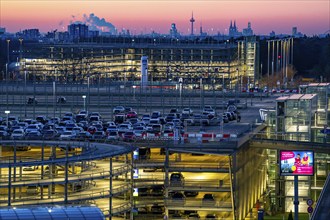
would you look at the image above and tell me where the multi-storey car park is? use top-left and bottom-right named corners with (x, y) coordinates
top-left (0, 83), bottom-right (329, 220)
top-left (8, 36), bottom-right (260, 91)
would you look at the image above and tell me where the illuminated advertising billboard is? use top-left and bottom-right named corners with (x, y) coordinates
top-left (280, 151), bottom-right (314, 176)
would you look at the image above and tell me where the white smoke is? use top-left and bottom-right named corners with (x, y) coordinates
top-left (83, 13), bottom-right (116, 33)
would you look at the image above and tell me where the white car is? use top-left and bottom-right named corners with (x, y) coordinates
top-left (118, 124), bottom-right (132, 133)
top-left (25, 124), bottom-right (40, 133)
top-left (113, 106), bottom-right (125, 114)
top-left (11, 129), bottom-right (25, 140)
top-left (107, 131), bottom-right (120, 141)
top-left (59, 131), bottom-right (76, 140)
top-left (182, 108), bottom-right (193, 115)
top-left (72, 127), bottom-right (84, 135)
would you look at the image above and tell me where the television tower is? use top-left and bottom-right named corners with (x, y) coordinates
top-left (190, 12), bottom-right (195, 36)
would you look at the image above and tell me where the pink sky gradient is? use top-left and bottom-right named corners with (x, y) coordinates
top-left (1, 0), bottom-right (329, 35)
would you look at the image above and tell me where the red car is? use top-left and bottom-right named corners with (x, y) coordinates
top-left (123, 131), bottom-right (136, 142)
top-left (87, 126), bottom-right (97, 135)
top-left (126, 111), bottom-right (138, 119)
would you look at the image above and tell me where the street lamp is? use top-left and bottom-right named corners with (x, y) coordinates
top-left (24, 68), bottom-right (27, 117)
top-left (82, 95), bottom-right (86, 110)
top-left (179, 78), bottom-right (183, 110)
top-left (132, 85), bottom-right (136, 100)
top-left (5, 110), bottom-right (10, 127)
top-left (53, 81), bottom-right (56, 117)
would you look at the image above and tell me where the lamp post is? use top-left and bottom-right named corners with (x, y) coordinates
top-left (5, 110), bottom-right (10, 127)
top-left (87, 75), bottom-right (90, 111)
top-left (53, 81), bottom-right (56, 118)
top-left (6, 39), bottom-right (10, 68)
top-left (5, 40), bottom-right (10, 110)
top-left (179, 78), bottom-right (183, 110)
top-left (82, 95), bottom-right (86, 110)
top-left (24, 68), bottom-right (27, 117)
top-left (132, 85), bottom-right (136, 100)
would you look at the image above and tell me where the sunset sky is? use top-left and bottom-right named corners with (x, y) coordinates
top-left (1, 0), bottom-right (329, 35)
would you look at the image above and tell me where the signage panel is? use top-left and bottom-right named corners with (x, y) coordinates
top-left (280, 151), bottom-right (314, 176)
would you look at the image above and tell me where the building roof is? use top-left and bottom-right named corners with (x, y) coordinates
top-left (287, 94), bottom-right (304, 100)
top-left (300, 94), bottom-right (317, 100)
top-left (276, 96), bottom-right (289, 101)
top-left (276, 94), bottom-right (317, 101)
top-left (307, 83), bottom-right (330, 87)
top-left (0, 206), bottom-right (105, 220)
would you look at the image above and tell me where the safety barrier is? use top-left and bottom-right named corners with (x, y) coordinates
top-left (150, 132), bottom-right (238, 143)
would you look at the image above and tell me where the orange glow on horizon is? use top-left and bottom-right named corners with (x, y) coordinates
top-left (1, 0), bottom-right (329, 35)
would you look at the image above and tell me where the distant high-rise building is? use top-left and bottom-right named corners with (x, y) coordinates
top-left (292, 27), bottom-right (297, 36)
top-left (170, 23), bottom-right (179, 37)
top-left (270, 31), bottom-right (276, 37)
top-left (292, 27), bottom-right (303, 38)
top-left (0, 27), bottom-right (6, 35)
top-left (21, 29), bottom-right (40, 40)
top-left (190, 12), bottom-right (195, 36)
top-left (68, 23), bottom-right (89, 41)
top-left (242, 22), bottom-right (253, 36)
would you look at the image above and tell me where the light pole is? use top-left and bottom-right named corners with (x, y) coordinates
top-left (179, 78), bottom-right (183, 110)
top-left (132, 85), bottom-right (136, 100)
top-left (87, 75), bottom-right (90, 111)
top-left (5, 39), bottom-right (10, 111)
top-left (6, 39), bottom-right (10, 64)
top-left (53, 81), bottom-right (56, 118)
top-left (82, 95), bottom-right (86, 111)
top-left (24, 68), bottom-right (27, 117)
top-left (5, 110), bottom-right (10, 127)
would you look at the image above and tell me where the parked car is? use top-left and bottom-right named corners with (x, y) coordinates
top-left (150, 205), bottom-right (164, 214)
top-left (202, 194), bottom-right (216, 205)
top-left (93, 131), bottom-right (106, 140)
top-left (75, 131), bottom-right (92, 140)
top-left (23, 166), bottom-right (38, 171)
top-left (36, 115), bottom-right (47, 124)
top-left (27, 97), bottom-right (38, 105)
top-left (188, 212), bottom-right (201, 219)
top-left (113, 106), bottom-right (125, 114)
top-left (184, 191), bottom-right (199, 197)
top-left (170, 173), bottom-right (185, 186)
top-left (123, 131), bottom-right (136, 142)
top-left (182, 108), bottom-right (193, 115)
top-left (171, 192), bottom-right (186, 204)
top-left (43, 129), bottom-right (59, 140)
top-left (134, 126), bottom-right (147, 139)
top-left (25, 131), bottom-right (42, 140)
top-left (26, 186), bottom-right (39, 195)
top-left (59, 131), bottom-right (76, 140)
top-left (222, 115), bottom-right (229, 123)
top-left (107, 131), bottom-right (120, 141)
top-left (57, 96), bottom-right (66, 104)
top-left (25, 124), bottom-right (40, 133)
top-left (114, 114), bottom-right (126, 124)
top-left (118, 124), bottom-right (132, 133)
top-left (75, 114), bottom-right (87, 123)
top-left (205, 214), bottom-right (218, 219)
top-left (11, 129), bottom-right (25, 140)
top-left (126, 111), bottom-right (138, 119)
top-left (87, 126), bottom-right (97, 135)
